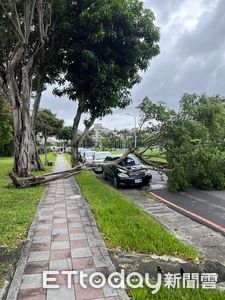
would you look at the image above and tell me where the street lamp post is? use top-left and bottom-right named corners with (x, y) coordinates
top-left (125, 113), bottom-right (137, 148)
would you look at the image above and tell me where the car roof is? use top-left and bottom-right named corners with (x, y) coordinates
top-left (107, 154), bottom-right (133, 158)
top-left (105, 154), bottom-right (141, 162)
top-left (96, 151), bottom-right (111, 154)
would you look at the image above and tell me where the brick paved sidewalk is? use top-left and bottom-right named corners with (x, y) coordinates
top-left (8, 155), bottom-right (128, 300)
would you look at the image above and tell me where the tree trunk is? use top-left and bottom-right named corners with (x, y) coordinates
top-left (7, 67), bottom-right (39, 177)
top-left (78, 118), bottom-right (95, 148)
top-left (0, 1), bottom-right (52, 177)
top-left (31, 78), bottom-right (45, 171)
top-left (31, 76), bottom-right (44, 131)
top-left (44, 136), bottom-right (48, 166)
top-left (12, 103), bottom-right (39, 177)
top-left (32, 130), bottom-right (45, 171)
top-left (11, 91), bottom-right (44, 176)
top-left (71, 102), bottom-right (84, 167)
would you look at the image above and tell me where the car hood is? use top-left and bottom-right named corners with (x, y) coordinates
top-left (119, 165), bottom-right (147, 175)
top-left (124, 164), bottom-right (145, 171)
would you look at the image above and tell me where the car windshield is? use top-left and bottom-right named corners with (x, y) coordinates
top-left (107, 154), bottom-right (141, 166)
top-left (95, 152), bottom-right (111, 160)
top-left (119, 155), bottom-right (141, 166)
top-left (85, 151), bottom-right (95, 157)
top-left (79, 149), bottom-right (90, 154)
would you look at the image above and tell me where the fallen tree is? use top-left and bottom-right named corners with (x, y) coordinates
top-left (8, 120), bottom-right (171, 188)
top-left (11, 94), bottom-right (225, 192)
top-left (9, 154), bottom-right (168, 188)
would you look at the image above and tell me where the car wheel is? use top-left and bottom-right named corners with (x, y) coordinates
top-left (113, 177), bottom-right (119, 188)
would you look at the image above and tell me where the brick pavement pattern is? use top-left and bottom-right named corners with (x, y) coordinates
top-left (13, 155), bottom-right (128, 300)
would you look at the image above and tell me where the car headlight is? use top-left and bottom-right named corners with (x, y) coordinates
top-left (117, 169), bottom-right (129, 178)
top-left (118, 172), bottom-right (129, 178)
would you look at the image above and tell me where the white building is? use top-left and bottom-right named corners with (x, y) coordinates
top-left (93, 123), bottom-right (111, 147)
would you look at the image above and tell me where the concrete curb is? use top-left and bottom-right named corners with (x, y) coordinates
top-left (123, 188), bottom-right (225, 265)
top-left (150, 191), bottom-right (225, 236)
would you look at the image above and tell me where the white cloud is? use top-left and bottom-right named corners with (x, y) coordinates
top-left (167, 0), bottom-right (206, 32)
top-left (41, 0), bottom-right (225, 130)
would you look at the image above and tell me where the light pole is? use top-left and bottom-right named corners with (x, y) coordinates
top-left (125, 113), bottom-right (137, 148)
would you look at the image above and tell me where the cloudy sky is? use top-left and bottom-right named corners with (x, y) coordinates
top-left (41, 0), bottom-right (225, 130)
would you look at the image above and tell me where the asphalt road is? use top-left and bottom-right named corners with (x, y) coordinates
top-left (147, 171), bottom-right (225, 233)
top-left (98, 170), bottom-right (225, 233)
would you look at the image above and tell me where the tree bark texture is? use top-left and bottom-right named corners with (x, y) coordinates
top-left (9, 67), bottom-right (40, 177)
top-left (0, 0), bottom-right (52, 176)
top-left (71, 102), bottom-right (84, 167)
top-left (78, 118), bottom-right (95, 148)
top-left (31, 76), bottom-right (45, 171)
top-left (44, 136), bottom-right (48, 166)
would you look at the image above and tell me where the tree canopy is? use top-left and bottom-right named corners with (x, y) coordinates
top-left (57, 0), bottom-right (160, 110)
top-left (36, 109), bottom-right (63, 164)
top-left (138, 94), bottom-right (225, 191)
top-left (53, 0), bottom-right (160, 166)
top-left (36, 109), bottom-right (63, 141)
top-left (56, 126), bottom-right (73, 148)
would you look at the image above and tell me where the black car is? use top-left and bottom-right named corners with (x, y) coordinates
top-left (102, 154), bottom-right (152, 187)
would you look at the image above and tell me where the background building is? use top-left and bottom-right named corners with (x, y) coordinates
top-left (92, 123), bottom-right (111, 148)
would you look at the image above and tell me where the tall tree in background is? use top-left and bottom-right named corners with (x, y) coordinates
top-left (56, 126), bottom-right (73, 150)
top-left (0, 0), bottom-right (52, 176)
top-left (36, 109), bottom-right (63, 165)
top-left (55, 0), bottom-right (160, 166)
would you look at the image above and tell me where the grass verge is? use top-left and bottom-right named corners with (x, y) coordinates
top-left (0, 263), bottom-right (12, 288)
top-left (142, 148), bottom-right (167, 164)
top-left (0, 152), bottom-right (57, 250)
top-left (0, 152), bottom-right (56, 287)
top-left (131, 285), bottom-right (225, 299)
top-left (74, 170), bottom-right (198, 259)
top-left (65, 154), bottom-right (224, 299)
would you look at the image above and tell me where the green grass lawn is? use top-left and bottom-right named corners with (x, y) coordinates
top-left (0, 263), bottom-right (12, 288)
top-left (95, 148), bottom-right (167, 163)
top-left (74, 169), bottom-right (198, 259)
top-left (0, 153), bottom-right (57, 287)
top-left (0, 152), bottom-right (57, 250)
top-left (142, 148), bottom-right (167, 164)
top-left (131, 285), bottom-right (225, 300)
top-left (111, 150), bottom-right (124, 155)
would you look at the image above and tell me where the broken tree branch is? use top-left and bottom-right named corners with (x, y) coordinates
top-left (9, 115), bottom-right (181, 188)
